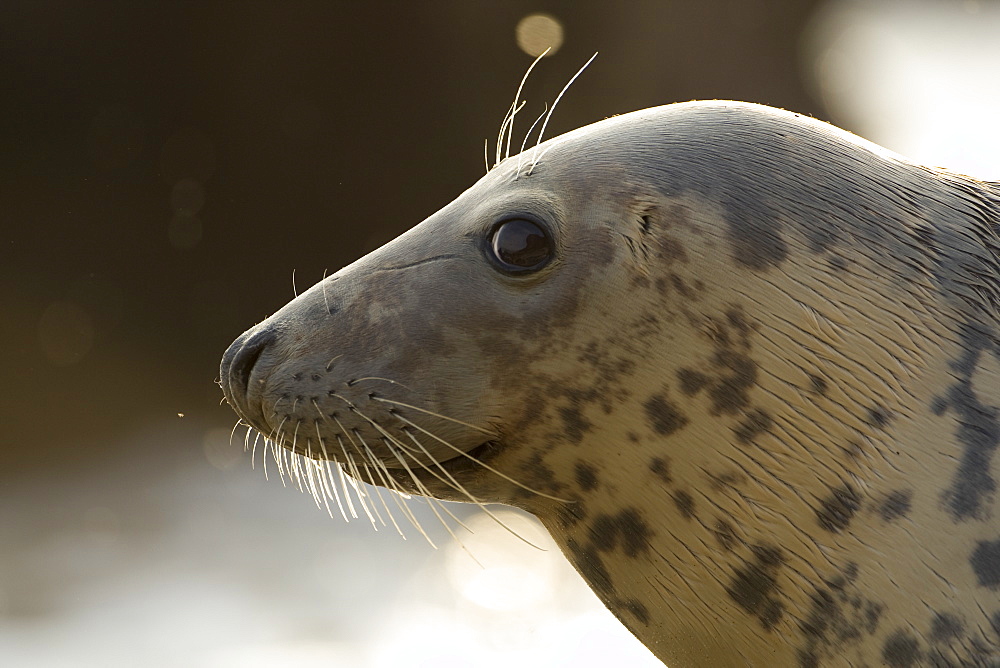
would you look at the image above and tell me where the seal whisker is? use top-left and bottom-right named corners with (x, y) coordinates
top-left (388, 438), bottom-right (476, 534)
top-left (303, 440), bottom-right (327, 511)
top-left (341, 450), bottom-right (378, 526)
top-left (387, 441), bottom-right (488, 566)
top-left (392, 412), bottom-right (571, 503)
top-left (320, 268), bottom-right (332, 317)
top-left (385, 443), bottom-right (462, 551)
top-left (351, 377), bottom-right (413, 391)
top-left (310, 402), bottom-right (354, 522)
top-left (314, 427), bottom-right (350, 522)
top-left (401, 429), bottom-right (547, 551)
top-left (494, 100), bottom-right (525, 170)
top-left (343, 442), bottom-right (390, 529)
top-left (370, 396), bottom-right (498, 436)
top-left (332, 436), bottom-right (360, 520)
top-left (325, 354), bottom-right (343, 372)
top-left (355, 444), bottom-right (410, 537)
top-left (351, 429), bottom-right (434, 545)
top-left (503, 46), bottom-right (550, 165)
top-left (335, 432), bottom-right (378, 526)
top-left (229, 419), bottom-right (243, 450)
top-left (516, 102), bottom-right (548, 178)
top-left (528, 51), bottom-right (598, 175)
top-left (267, 416), bottom-right (289, 484)
top-left (250, 430), bottom-right (262, 470)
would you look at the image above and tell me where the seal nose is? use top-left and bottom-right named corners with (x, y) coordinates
top-left (221, 326), bottom-right (277, 418)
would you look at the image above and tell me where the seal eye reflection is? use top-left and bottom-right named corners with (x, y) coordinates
top-left (488, 218), bottom-right (553, 273)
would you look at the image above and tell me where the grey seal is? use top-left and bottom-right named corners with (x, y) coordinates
top-left (221, 101), bottom-right (1000, 667)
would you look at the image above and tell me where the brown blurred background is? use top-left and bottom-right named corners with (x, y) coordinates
top-left (0, 0), bottom-right (823, 474)
top-left (2, 2), bottom-right (996, 666)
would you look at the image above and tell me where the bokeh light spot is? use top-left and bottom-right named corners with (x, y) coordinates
top-left (38, 301), bottom-right (94, 366)
top-left (445, 510), bottom-right (558, 611)
top-left (515, 14), bottom-right (564, 57)
top-left (204, 426), bottom-right (243, 471)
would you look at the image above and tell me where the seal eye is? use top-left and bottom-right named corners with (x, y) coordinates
top-left (488, 218), bottom-right (553, 273)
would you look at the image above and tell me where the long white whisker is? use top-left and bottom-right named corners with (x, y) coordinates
top-left (386, 442), bottom-right (479, 557)
top-left (350, 377), bottom-right (413, 391)
top-left (311, 402), bottom-right (350, 522)
top-left (250, 431), bottom-right (262, 470)
top-left (529, 52), bottom-right (598, 175)
top-left (393, 413), bottom-right (571, 503)
top-left (321, 268), bottom-right (332, 316)
top-left (504, 46), bottom-right (551, 163)
top-left (516, 102), bottom-right (548, 178)
top-left (402, 430), bottom-right (545, 551)
top-left (370, 397), bottom-right (497, 436)
top-left (495, 100), bottom-right (526, 168)
top-left (359, 452), bottom-right (409, 538)
top-left (351, 429), bottom-right (431, 544)
top-left (341, 446), bottom-right (378, 527)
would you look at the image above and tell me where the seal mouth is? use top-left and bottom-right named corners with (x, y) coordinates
top-left (372, 439), bottom-right (503, 497)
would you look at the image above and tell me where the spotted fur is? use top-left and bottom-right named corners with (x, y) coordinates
top-left (222, 102), bottom-right (1000, 666)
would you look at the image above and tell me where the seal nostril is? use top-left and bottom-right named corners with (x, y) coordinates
top-left (222, 327), bottom-right (277, 404)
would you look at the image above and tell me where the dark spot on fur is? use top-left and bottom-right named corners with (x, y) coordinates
top-left (707, 350), bottom-right (758, 415)
top-left (574, 462), bottom-right (598, 492)
top-left (991, 611), bottom-right (1000, 637)
top-left (882, 630), bottom-right (922, 667)
top-left (879, 489), bottom-right (913, 521)
top-left (808, 374), bottom-right (829, 395)
top-left (971, 539), bottom-right (1000, 589)
top-left (714, 519), bottom-right (737, 551)
top-left (931, 395), bottom-right (948, 415)
top-left (677, 368), bottom-right (710, 396)
top-left (724, 208), bottom-right (789, 270)
top-left (624, 599), bottom-right (651, 626)
top-left (588, 508), bottom-right (653, 558)
top-left (517, 452), bottom-right (564, 497)
top-left (726, 543), bottom-right (785, 631)
top-left (796, 649), bottom-right (819, 668)
top-left (673, 490), bottom-right (696, 519)
top-left (670, 273), bottom-right (695, 299)
top-left (649, 456), bottom-right (672, 484)
top-left (829, 255), bottom-right (848, 272)
top-left (559, 406), bottom-right (593, 444)
top-left (866, 405), bottom-right (891, 429)
top-left (589, 514), bottom-right (618, 552)
top-left (941, 323), bottom-right (1000, 520)
top-left (644, 394), bottom-right (689, 436)
top-left (709, 471), bottom-right (747, 490)
top-left (734, 408), bottom-right (773, 444)
top-left (654, 276), bottom-right (670, 295)
top-left (930, 612), bottom-right (964, 643)
top-left (617, 509), bottom-right (654, 558)
top-left (816, 483), bottom-right (862, 533)
top-left (660, 236), bottom-right (687, 263)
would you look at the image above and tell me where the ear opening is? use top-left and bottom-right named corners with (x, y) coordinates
top-left (620, 205), bottom-right (659, 274)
